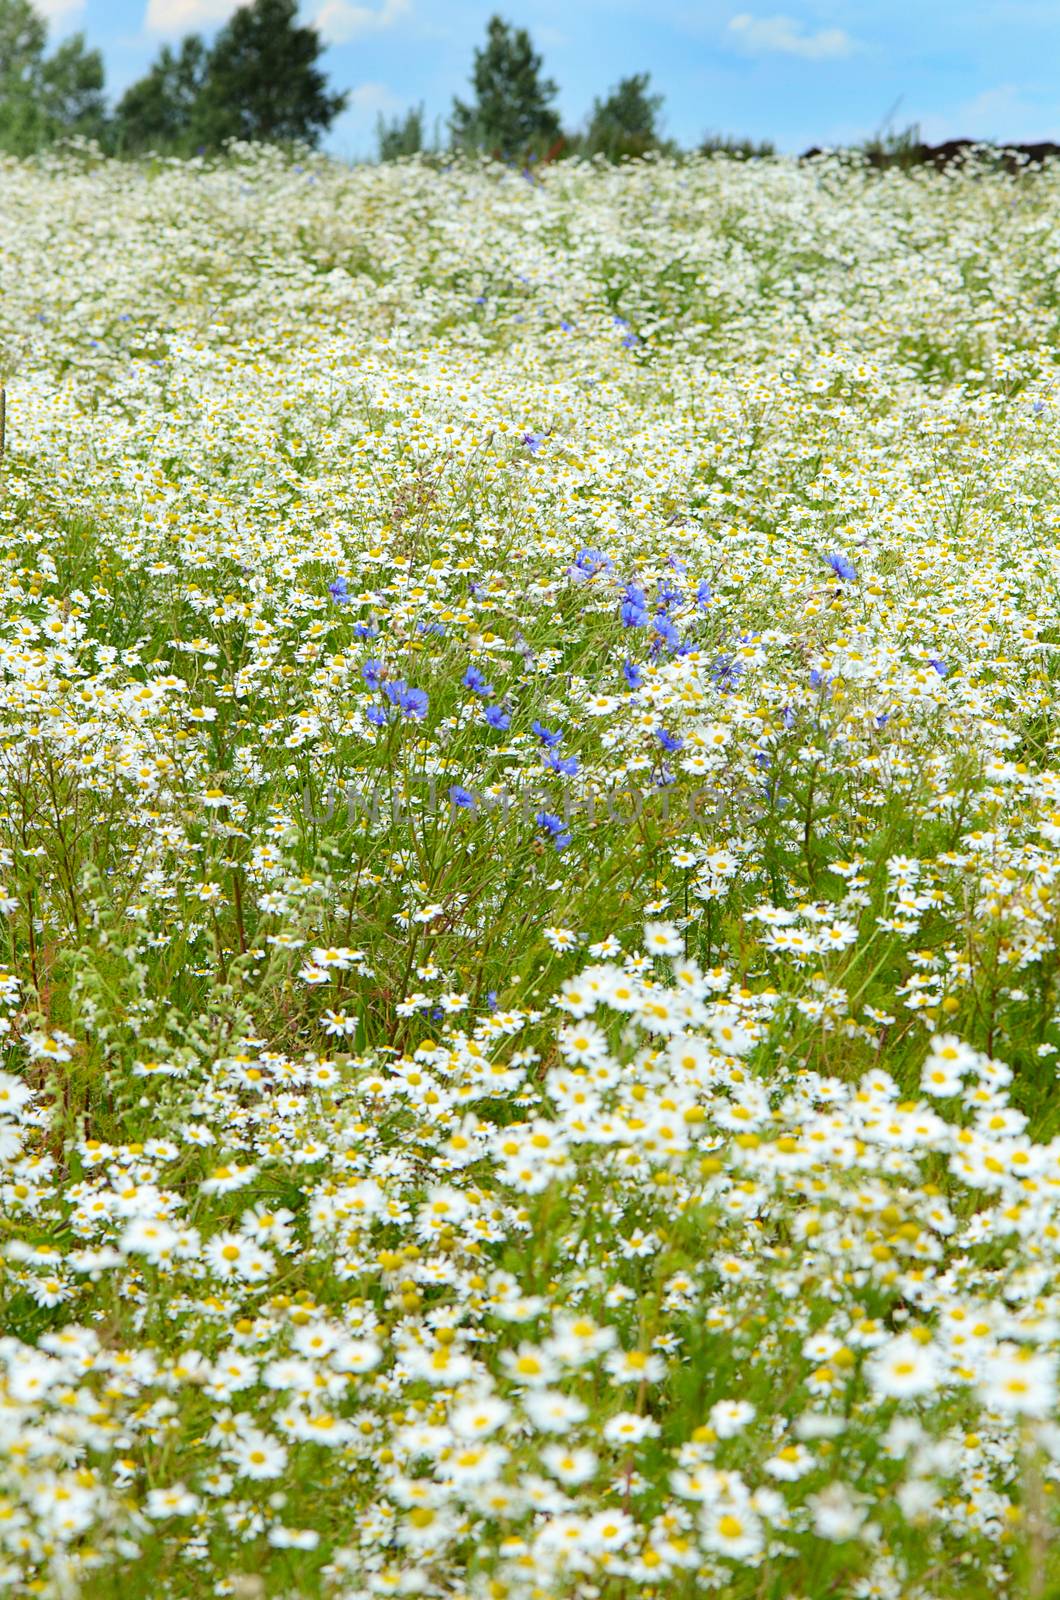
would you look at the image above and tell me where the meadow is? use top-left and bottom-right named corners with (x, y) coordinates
top-left (2, 143), bottom-right (1060, 1597)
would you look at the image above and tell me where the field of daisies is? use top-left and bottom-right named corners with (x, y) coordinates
top-left (5, 142), bottom-right (1060, 1597)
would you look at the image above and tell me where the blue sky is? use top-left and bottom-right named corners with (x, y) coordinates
top-left (33, 0), bottom-right (1060, 158)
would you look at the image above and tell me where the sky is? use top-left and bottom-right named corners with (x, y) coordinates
top-left (31, 0), bottom-right (1060, 160)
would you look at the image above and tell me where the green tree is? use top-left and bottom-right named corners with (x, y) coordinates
top-left (193, 0), bottom-right (347, 148)
top-left (0, 0), bottom-right (106, 155)
top-left (111, 36), bottom-right (208, 155)
top-left (113, 0), bottom-right (346, 155)
top-left (583, 72), bottom-right (664, 161)
top-left (376, 104), bottom-right (424, 162)
top-left (450, 14), bottom-right (562, 158)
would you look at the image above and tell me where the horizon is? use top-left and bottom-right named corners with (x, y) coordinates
top-left (27, 0), bottom-right (1060, 161)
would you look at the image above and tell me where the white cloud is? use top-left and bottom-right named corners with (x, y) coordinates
top-left (35, 0), bottom-right (85, 21)
top-left (314, 0), bottom-right (410, 46)
top-left (345, 82), bottom-right (402, 117)
top-left (727, 13), bottom-right (858, 60)
top-left (144, 0), bottom-right (241, 33)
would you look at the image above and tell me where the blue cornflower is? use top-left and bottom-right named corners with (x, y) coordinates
top-left (384, 680), bottom-right (429, 720)
top-left (366, 704), bottom-right (388, 727)
top-left (655, 726), bottom-right (684, 753)
top-left (536, 811), bottom-right (571, 852)
top-left (545, 752), bottom-right (579, 776)
top-left (620, 583), bottom-right (650, 628)
top-left (523, 431), bottom-right (542, 453)
top-left (449, 785), bottom-right (476, 808)
top-left (653, 615), bottom-right (681, 651)
top-left (696, 579), bottom-right (712, 609)
top-left (781, 705), bottom-right (797, 730)
top-left (809, 668), bottom-right (833, 691)
top-left (484, 704), bottom-right (510, 730)
top-left (486, 990), bottom-right (499, 1011)
top-left (328, 576), bottom-right (350, 603)
top-left (362, 658), bottom-right (384, 688)
top-left (928, 656), bottom-right (948, 677)
top-left (559, 319), bottom-right (574, 332)
top-left (353, 620), bottom-right (378, 639)
top-left (531, 720), bottom-right (563, 748)
top-left (824, 551), bottom-right (857, 582)
top-left (571, 547), bottom-right (613, 582)
top-left (623, 659), bottom-right (645, 690)
top-left (463, 665), bottom-right (493, 696)
top-left (711, 654), bottom-right (744, 693)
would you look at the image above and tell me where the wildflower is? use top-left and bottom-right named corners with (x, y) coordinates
top-left (463, 665), bottom-right (493, 696)
top-left (824, 551), bottom-right (857, 581)
top-left (228, 1431), bottom-right (288, 1480)
top-left (980, 1345), bottom-right (1056, 1417)
top-left (536, 812), bottom-right (571, 852)
top-left (710, 1399), bottom-right (756, 1438)
top-left (868, 1334), bottom-right (941, 1400)
top-left (384, 680), bottom-right (429, 719)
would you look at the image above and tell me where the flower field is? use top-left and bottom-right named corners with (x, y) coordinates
top-left (4, 144), bottom-right (1060, 1596)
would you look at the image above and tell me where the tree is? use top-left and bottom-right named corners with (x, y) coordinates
top-left (112, 36), bottom-right (208, 156)
top-left (193, 0), bottom-right (347, 148)
top-left (584, 73), bottom-right (664, 161)
top-left (450, 15), bottom-right (562, 159)
top-left (0, 0), bottom-right (106, 155)
top-left (113, 0), bottom-right (346, 155)
top-left (376, 104), bottom-right (424, 162)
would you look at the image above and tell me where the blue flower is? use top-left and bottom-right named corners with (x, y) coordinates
top-left (559, 319), bottom-right (574, 332)
top-left (824, 551), bottom-right (857, 582)
top-left (928, 656), bottom-right (948, 677)
top-left (570, 547), bottom-right (613, 583)
top-left (545, 752), bottom-right (579, 776)
top-left (711, 654), bottom-right (744, 693)
top-left (484, 704), bottom-right (510, 730)
top-left (328, 576), bottom-right (350, 603)
top-left (655, 726), bottom-right (684, 753)
top-left (384, 680), bottom-right (429, 720)
top-left (696, 579), bottom-right (712, 609)
top-left (449, 785), bottom-right (475, 808)
top-left (620, 583), bottom-right (649, 628)
top-left (353, 620), bottom-right (378, 639)
top-left (463, 665), bottom-right (493, 697)
top-left (623, 659), bottom-right (644, 690)
top-left (366, 704), bottom-right (388, 727)
top-left (536, 811), bottom-right (571, 852)
top-left (362, 658), bottom-right (384, 688)
top-left (486, 990), bottom-right (499, 1011)
top-left (531, 720), bottom-right (563, 748)
top-left (523, 431), bottom-right (542, 453)
top-left (653, 615), bottom-right (681, 651)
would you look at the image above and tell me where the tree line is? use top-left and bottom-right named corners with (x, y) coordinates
top-left (0, 0), bottom-right (774, 162)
